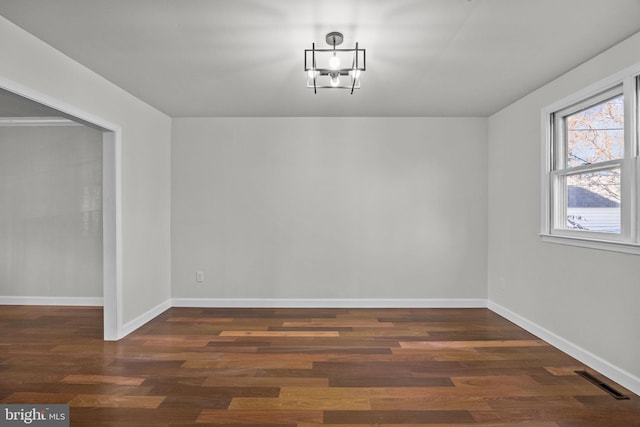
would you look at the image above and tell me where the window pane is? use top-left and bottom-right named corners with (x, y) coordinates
top-left (566, 94), bottom-right (623, 167)
top-left (565, 168), bottom-right (620, 233)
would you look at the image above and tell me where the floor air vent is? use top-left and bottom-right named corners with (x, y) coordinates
top-left (575, 370), bottom-right (630, 400)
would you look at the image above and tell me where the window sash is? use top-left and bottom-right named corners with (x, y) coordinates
top-left (552, 85), bottom-right (624, 171)
top-left (551, 163), bottom-right (624, 240)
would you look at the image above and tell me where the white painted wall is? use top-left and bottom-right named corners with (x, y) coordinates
top-left (0, 16), bottom-right (172, 333)
top-left (488, 33), bottom-right (640, 380)
top-left (0, 125), bottom-right (102, 298)
top-left (172, 117), bottom-right (488, 303)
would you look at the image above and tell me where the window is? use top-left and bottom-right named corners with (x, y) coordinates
top-left (542, 70), bottom-right (639, 254)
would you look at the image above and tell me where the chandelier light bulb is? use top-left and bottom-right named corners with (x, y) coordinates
top-left (330, 74), bottom-right (340, 87)
top-left (329, 54), bottom-right (341, 70)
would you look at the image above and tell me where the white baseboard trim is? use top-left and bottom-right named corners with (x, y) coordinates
top-left (0, 296), bottom-right (103, 306)
top-left (488, 301), bottom-right (640, 396)
top-left (171, 298), bottom-right (488, 308)
top-left (119, 299), bottom-right (171, 339)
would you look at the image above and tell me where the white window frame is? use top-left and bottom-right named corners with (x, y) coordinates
top-left (541, 66), bottom-right (640, 255)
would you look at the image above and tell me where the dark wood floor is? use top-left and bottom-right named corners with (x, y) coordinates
top-left (1, 306), bottom-right (639, 426)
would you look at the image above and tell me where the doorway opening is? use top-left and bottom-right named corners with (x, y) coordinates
top-left (0, 84), bottom-right (121, 340)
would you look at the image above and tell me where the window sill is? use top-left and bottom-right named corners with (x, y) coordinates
top-left (540, 234), bottom-right (640, 255)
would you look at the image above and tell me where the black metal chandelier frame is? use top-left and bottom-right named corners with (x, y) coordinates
top-left (304, 32), bottom-right (366, 94)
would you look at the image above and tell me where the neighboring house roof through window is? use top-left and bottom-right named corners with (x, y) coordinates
top-left (567, 185), bottom-right (619, 208)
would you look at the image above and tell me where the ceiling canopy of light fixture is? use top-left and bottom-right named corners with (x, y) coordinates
top-left (304, 32), bottom-right (366, 94)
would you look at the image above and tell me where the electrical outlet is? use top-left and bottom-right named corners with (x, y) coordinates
top-left (196, 271), bottom-right (204, 283)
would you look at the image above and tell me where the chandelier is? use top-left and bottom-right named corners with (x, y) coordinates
top-left (304, 32), bottom-right (366, 94)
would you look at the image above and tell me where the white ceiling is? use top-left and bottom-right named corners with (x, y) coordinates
top-left (1, 0), bottom-right (640, 117)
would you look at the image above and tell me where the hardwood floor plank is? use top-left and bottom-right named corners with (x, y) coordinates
top-left (220, 331), bottom-right (340, 338)
top-left (370, 396), bottom-right (493, 411)
top-left (62, 375), bottom-right (146, 386)
top-left (393, 348), bottom-right (492, 361)
top-left (139, 338), bottom-right (216, 347)
top-left (544, 366), bottom-right (586, 376)
top-left (228, 396), bottom-right (371, 411)
top-left (70, 407), bottom-right (201, 426)
top-left (197, 409), bottom-right (324, 424)
top-left (322, 409), bottom-right (475, 424)
top-left (329, 377), bottom-right (454, 388)
top-left (146, 383), bottom-right (281, 399)
top-left (298, 424), bottom-right (559, 427)
top-left (3, 391), bottom-right (75, 404)
top-left (167, 317), bottom-right (235, 324)
top-left (202, 377), bottom-right (329, 388)
top-left (269, 326), bottom-right (353, 332)
top-left (0, 371), bottom-right (67, 384)
top-left (339, 328), bottom-right (430, 338)
top-left (182, 360), bottom-right (314, 370)
top-left (282, 320), bottom-right (394, 328)
top-left (68, 394), bottom-right (165, 408)
top-left (158, 395), bottom-right (230, 409)
top-left (450, 375), bottom-right (541, 388)
top-left (399, 340), bottom-right (547, 349)
top-left (216, 353), bottom-right (328, 363)
top-left (257, 345), bottom-right (393, 355)
top-left (485, 395), bottom-right (586, 410)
